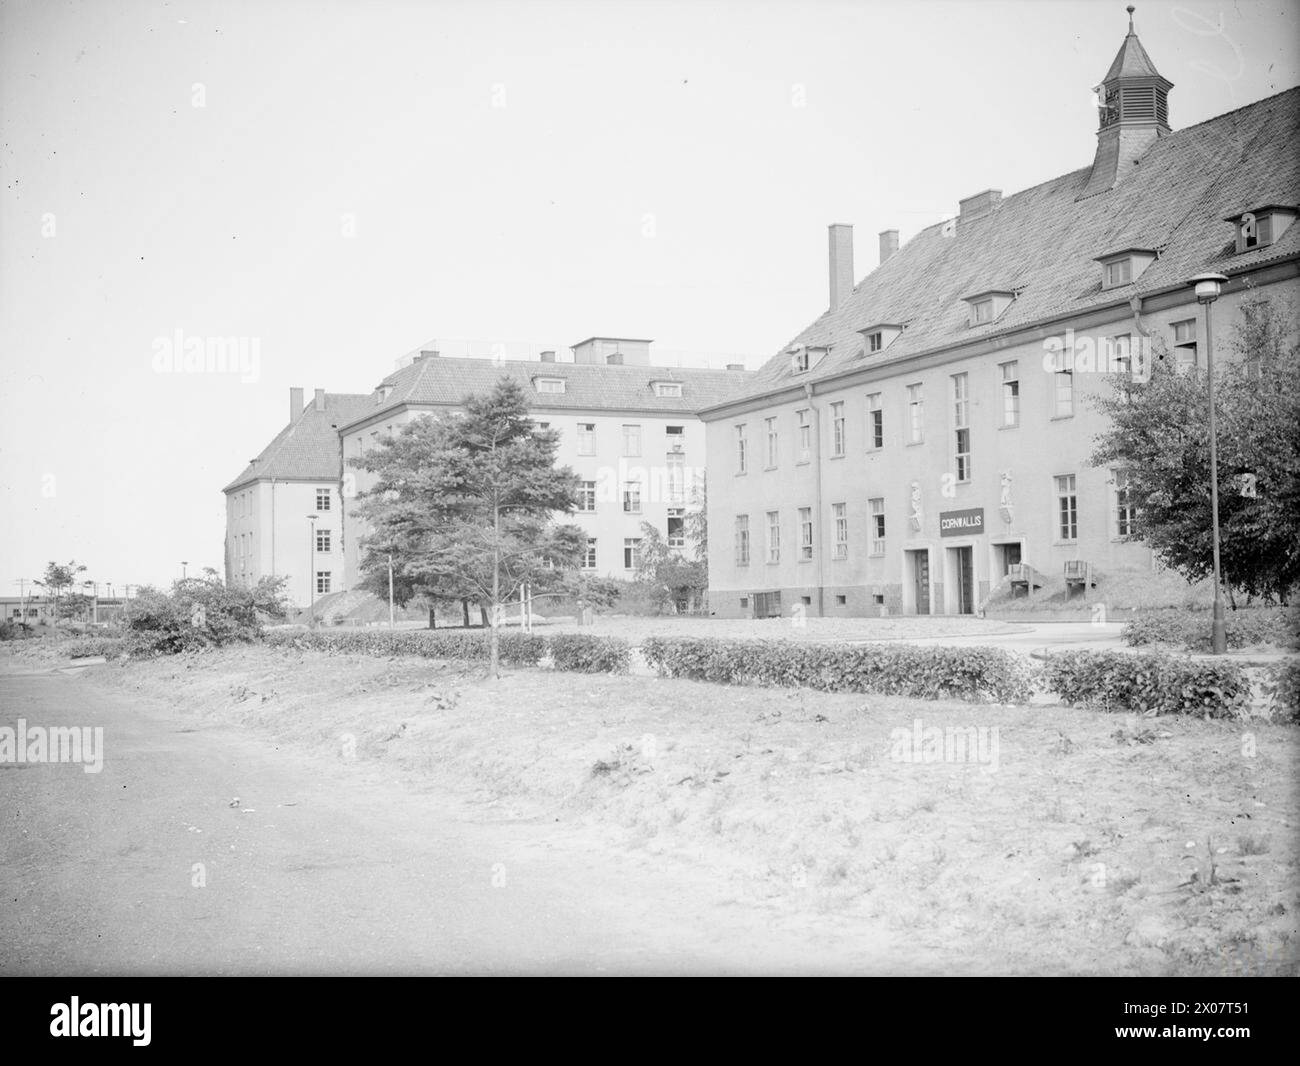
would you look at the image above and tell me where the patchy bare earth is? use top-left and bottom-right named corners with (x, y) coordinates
top-left (58, 643), bottom-right (1299, 975)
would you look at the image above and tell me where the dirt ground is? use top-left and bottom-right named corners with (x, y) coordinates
top-left (72, 644), bottom-right (1299, 975)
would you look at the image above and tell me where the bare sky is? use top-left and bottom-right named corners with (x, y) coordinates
top-left (1, 0), bottom-right (1296, 594)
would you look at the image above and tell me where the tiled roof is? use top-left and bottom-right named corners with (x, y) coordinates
top-left (709, 86), bottom-right (1300, 412)
top-left (338, 356), bottom-right (757, 429)
top-left (223, 393), bottom-right (373, 492)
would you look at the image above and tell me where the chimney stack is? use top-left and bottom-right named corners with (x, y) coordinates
top-left (314, 388), bottom-right (326, 411)
top-left (828, 223), bottom-right (854, 311)
top-left (726, 363), bottom-right (745, 371)
top-left (540, 350), bottom-right (556, 362)
top-left (958, 189), bottom-right (1002, 221)
top-left (879, 229), bottom-right (899, 264)
top-left (290, 387), bottom-right (304, 422)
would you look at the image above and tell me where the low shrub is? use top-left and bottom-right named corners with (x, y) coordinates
top-left (639, 637), bottom-right (1036, 703)
top-left (1123, 607), bottom-right (1289, 652)
top-left (1043, 650), bottom-right (1249, 716)
top-left (65, 637), bottom-right (125, 659)
top-left (263, 627), bottom-right (546, 665)
top-left (1267, 659), bottom-right (1300, 722)
top-left (547, 634), bottom-right (630, 673)
top-left (123, 576), bottom-right (289, 655)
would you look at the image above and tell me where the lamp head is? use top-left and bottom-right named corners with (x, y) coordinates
top-left (1188, 272), bottom-right (1228, 304)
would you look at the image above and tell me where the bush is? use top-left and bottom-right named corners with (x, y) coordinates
top-left (123, 576), bottom-right (289, 656)
top-left (1123, 607), bottom-right (1289, 651)
top-left (263, 627), bottom-right (546, 665)
top-left (640, 637), bottom-right (1036, 703)
top-left (1043, 650), bottom-right (1250, 716)
top-left (547, 634), bottom-right (630, 673)
top-left (65, 637), bottom-right (125, 659)
top-left (1267, 659), bottom-right (1300, 722)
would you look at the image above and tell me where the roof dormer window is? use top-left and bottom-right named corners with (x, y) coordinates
top-left (535, 377), bottom-right (566, 394)
top-left (1095, 248), bottom-right (1156, 290)
top-left (374, 385), bottom-right (393, 405)
top-left (962, 290), bottom-right (1015, 328)
top-left (1227, 206), bottom-right (1296, 254)
top-left (652, 381), bottom-right (683, 397)
top-left (858, 323), bottom-right (903, 355)
top-left (790, 347), bottom-right (810, 373)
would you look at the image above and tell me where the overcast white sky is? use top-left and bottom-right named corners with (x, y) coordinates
top-left (1, 0), bottom-right (1296, 595)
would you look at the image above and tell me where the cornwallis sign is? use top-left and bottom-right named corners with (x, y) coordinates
top-left (939, 507), bottom-right (984, 537)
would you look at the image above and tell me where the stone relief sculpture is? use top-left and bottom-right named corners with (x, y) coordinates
top-left (909, 480), bottom-right (923, 532)
top-left (999, 469), bottom-right (1014, 524)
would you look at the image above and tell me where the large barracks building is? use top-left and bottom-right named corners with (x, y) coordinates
top-left (700, 13), bottom-right (1300, 618)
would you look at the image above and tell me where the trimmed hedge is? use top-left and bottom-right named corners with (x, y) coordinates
top-left (264, 628), bottom-right (546, 665)
top-left (1267, 659), bottom-right (1300, 723)
top-left (1123, 608), bottom-right (1290, 652)
top-left (640, 637), bottom-right (1035, 703)
top-left (1043, 650), bottom-right (1250, 716)
top-left (65, 637), bottom-right (125, 659)
top-left (547, 634), bottom-right (630, 674)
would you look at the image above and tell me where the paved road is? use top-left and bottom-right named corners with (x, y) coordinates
top-left (907, 621), bottom-right (1127, 654)
top-left (0, 670), bottom-right (907, 975)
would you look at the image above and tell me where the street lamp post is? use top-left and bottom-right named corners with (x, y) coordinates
top-left (181, 561), bottom-right (188, 580)
top-left (1189, 272), bottom-right (1230, 655)
top-left (307, 514), bottom-right (320, 624)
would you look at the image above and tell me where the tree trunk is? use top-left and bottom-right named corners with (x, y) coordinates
top-left (479, 605), bottom-right (489, 627)
top-left (461, 599), bottom-right (470, 627)
top-left (427, 606), bottom-right (436, 629)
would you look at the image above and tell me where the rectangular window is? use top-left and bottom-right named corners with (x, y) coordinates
top-left (1172, 319), bottom-right (1198, 371)
top-left (667, 508), bottom-right (686, 548)
top-left (654, 382), bottom-right (683, 397)
top-left (799, 507), bottom-right (813, 560)
top-left (867, 331), bottom-right (883, 353)
top-left (666, 451), bottom-right (686, 503)
top-left (583, 539), bottom-right (597, 570)
top-left (797, 409), bottom-right (811, 462)
top-left (868, 393), bottom-right (883, 449)
top-left (577, 422), bottom-right (596, 455)
top-left (622, 480), bottom-right (642, 514)
top-left (315, 529), bottom-right (331, 553)
top-left (578, 480), bottom-right (596, 512)
top-left (316, 571), bottom-right (332, 594)
top-left (830, 401), bottom-right (845, 457)
top-left (735, 424), bottom-right (747, 474)
top-left (1055, 474), bottom-right (1078, 541)
top-left (623, 538), bottom-right (641, 570)
top-left (1108, 333), bottom-right (1132, 375)
top-left (1000, 361), bottom-right (1019, 427)
top-left (907, 383), bottom-right (924, 443)
top-left (622, 424), bottom-right (641, 457)
top-left (666, 424), bottom-right (684, 437)
top-left (536, 378), bottom-right (565, 394)
top-left (832, 502), bottom-right (848, 559)
top-left (315, 488), bottom-right (331, 511)
top-left (766, 511), bottom-right (780, 563)
top-left (735, 515), bottom-right (750, 566)
top-left (1053, 350), bottom-right (1074, 417)
top-left (1114, 470), bottom-right (1136, 536)
top-left (869, 497), bottom-right (885, 556)
top-left (1104, 258), bottom-right (1133, 288)
top-left (972, 299), bottom-right (993, 325)
top-left (765, 417), bottom-right (778, 468)
top-left (952, 372), bottom-right (970, 482)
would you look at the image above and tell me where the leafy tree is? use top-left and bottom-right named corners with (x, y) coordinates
top-left (1091, 293), bottom-right (1300, 603)
top-left (686, 474), bottom-right (707, 563)
top-left (40, 560), bottom-right (87, 618)
top-left (351, 377), bottom-right (585, 677)
top-left (636, 521), bottom-right (707, 613)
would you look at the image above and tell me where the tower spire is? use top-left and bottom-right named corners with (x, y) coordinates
top-left (1077, 7), bottom-right (1174, 199)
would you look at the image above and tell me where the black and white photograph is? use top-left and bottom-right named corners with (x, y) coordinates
top-left (1, 0), bottom-right (1297, 1040)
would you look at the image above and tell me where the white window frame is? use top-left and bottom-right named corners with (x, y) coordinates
top-left (798, 507), bottom-right (813, 561)
top-left (766, 511), bottom-right (780, 563)
top-left (907, 383), bottom-right (924, 444)
top-left (832, 502), bottom-right (848, 559)
top-left (830, 401), bottom-right (845, 457)
top-left (869, 497), bottom-right (885, 557)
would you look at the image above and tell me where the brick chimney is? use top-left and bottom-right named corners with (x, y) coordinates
top-left (290, 387), bottom-right (304, 422)
top-left (828, 223), bottom-right (854, 311)
top-left (540, 350), bottom-right (556, 362)
top-left (314, 388), bottom-right (326, 411)
top-left (879, 229), bottom-right (899, 264)
top-left (958, 190), bottom-right (1002, 221)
